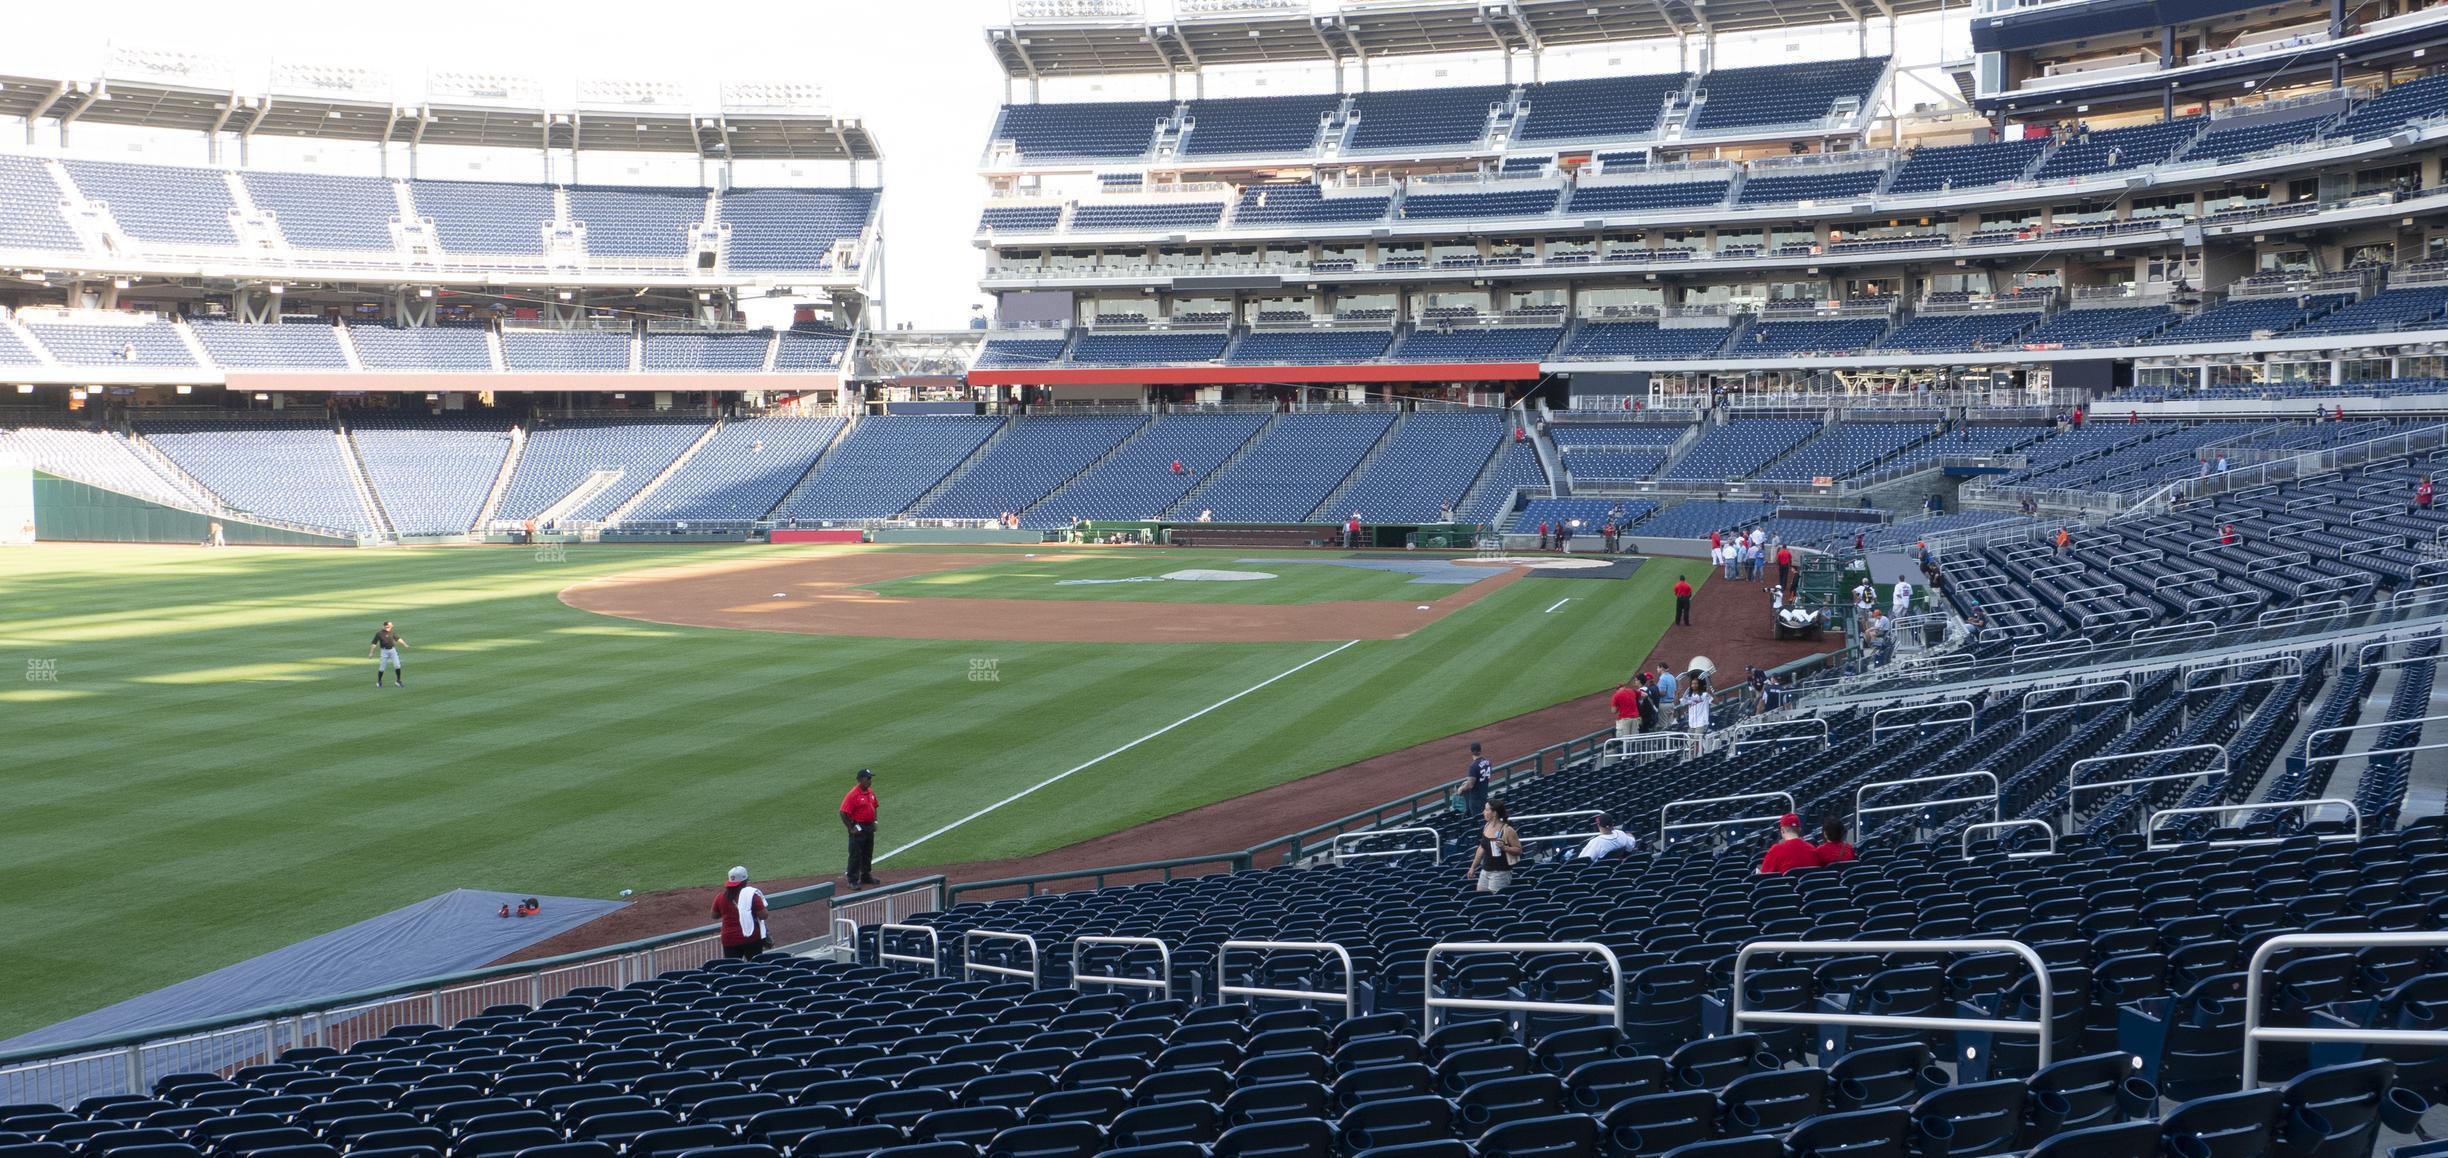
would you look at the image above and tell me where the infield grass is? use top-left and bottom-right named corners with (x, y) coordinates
top-left (0, 543), bottom-right (1680, 1039)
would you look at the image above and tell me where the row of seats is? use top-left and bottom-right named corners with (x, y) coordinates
top-left (0, 321), bottom-right (851, 373)
top-left (0, 157), bottom-right (872, 271)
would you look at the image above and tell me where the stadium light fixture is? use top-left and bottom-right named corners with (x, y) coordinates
top-left (175, 385), bottom-right (191, 395)
top-left (418, 288), bottom-right (434, 298)
top-left (112, 278), bottom-right (129, 289)
top-left (253, 393), bottom-right (270, 401)
top-left (14, 384), bottom-right (30, 394)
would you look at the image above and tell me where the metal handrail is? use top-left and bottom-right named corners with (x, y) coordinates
top-left (2145, 798), bottom-right (2361, 849)
top-left (1961, 819), bottom-right (2056, 859)
top-left (2181, 653), bottom-right (2302, 694)
top-left (960, 930), bottom-right (1042, 988)
top-left (1854, 771), bottom-right (2000, 843)
top-left (1072, 936), bottom-right (1173, 1000)
top-left (1661, 791), bottom-right (1797, 843)
top-left (1733, 939), bottom-right (2055, 1069)
top-left (1426, 941), bottom-right (1624, 1032)
top-left (1218, 940), bottom-right (1358, 1011)
top-left (2021, 678), bottom-right (2133, 731)
top-left (878, 923), bottom-right (942, 977)
top-left (2300, 712), bottom-right (2448, 776)
top-left (2132, 619), bottom-right (2218, 647)
top-left (1729, 717), bottom-right (1829, 752)
top-left (1514, 810), bottom-right (1606, 848)
top-left (2242, 932), bottom-right (2448, 1087)
top-left (2261, 600), bottom-right (2349, 629)
top-left (2067, 743), bottom-right (2229, 829)
top-left (1871, 699), bottom-right (1977, 743)
top-left (1332, 827), bottom-right (1444, 865)
top-left (1603, 731), bottom-right (1694, 761)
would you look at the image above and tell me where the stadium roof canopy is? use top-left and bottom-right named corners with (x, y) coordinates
top-left (0, 68), bottom-right (881, 161)
top-left (987, 0), bottom-right (1939, 80)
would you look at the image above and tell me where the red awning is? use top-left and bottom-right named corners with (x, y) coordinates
top-left (967, 362), bottom-right (1542, 387)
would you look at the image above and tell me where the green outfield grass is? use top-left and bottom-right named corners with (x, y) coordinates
top-left (860, 550), bottom-right (1481, 604)
top-left (0, 543), bottom-right (1682, 1039)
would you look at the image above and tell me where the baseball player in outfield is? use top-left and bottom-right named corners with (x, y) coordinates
top-left (370, 620), bottom-right (408, 688)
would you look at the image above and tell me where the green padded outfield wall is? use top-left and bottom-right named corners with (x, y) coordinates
top-left (32, 473), bottom-right (358, 547)
top-left (0, 458), bottom-right (30, 545)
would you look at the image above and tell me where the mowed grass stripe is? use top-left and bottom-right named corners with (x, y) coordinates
top-left (0, 546), bottom-right (1675, 1038)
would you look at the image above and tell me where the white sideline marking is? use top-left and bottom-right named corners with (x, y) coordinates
top-left (1545, 598), bottom-right (1571, 614)
top-left (874, 639), bottom-right (1363, 864)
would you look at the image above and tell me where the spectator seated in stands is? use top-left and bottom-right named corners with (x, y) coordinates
top-left (1577, 813), bottom-right (1640, 862)
top-left (1760, 812), bottom-right (1820, 873)
top-left (1816, 818), bottom-right (1856, 866)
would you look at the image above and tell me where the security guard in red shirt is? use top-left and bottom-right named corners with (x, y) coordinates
top-left (841, 768), bottom-right (880, 889)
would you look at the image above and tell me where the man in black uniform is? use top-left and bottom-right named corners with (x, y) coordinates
top-left (369, 621), bottom-right (407, 687)
top-left (1459, 742), bottom-right (1493, 823)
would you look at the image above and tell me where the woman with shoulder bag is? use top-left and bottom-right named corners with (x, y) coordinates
top-left (1469, 800), bottom-right (1524, 893)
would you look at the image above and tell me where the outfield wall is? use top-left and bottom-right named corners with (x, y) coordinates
top-left (32, 473), bottom-right (359, 547)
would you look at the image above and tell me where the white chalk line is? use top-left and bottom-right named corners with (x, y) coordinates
top-left (1544, 598), bottom-right (1571, 613)
top-left (875, 639), bottom-right (1363, 864)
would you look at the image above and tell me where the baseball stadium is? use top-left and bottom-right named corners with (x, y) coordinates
top-left (6, 0), bottom-right (2448, 1155)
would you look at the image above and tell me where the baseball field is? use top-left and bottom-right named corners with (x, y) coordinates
top-left (0, 541), bottom-right (1681, 1038)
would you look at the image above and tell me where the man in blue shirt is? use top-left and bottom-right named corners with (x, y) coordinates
top-left (1655, 665), bottom-right (1678, 708)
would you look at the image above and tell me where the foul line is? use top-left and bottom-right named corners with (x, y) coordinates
top-left (1545, 598), bottom-right (1571, 613)
top-left (875, 639), bottom-right (1363, 865)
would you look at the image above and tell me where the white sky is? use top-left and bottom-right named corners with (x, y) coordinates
top-left (3, 0), bottom-right (1967, 330)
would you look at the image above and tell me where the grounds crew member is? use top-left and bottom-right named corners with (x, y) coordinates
top-left (841, 769), bottom-right (881, 889)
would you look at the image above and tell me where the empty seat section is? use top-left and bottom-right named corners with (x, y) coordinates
top-left (242, 171), bottom-right (400, 251)
top-left (1232, 184), bottom-right (1390, 225)
top-left (1564, 180), bottom-right (1729, 213)
top-left (568, 186), bottom-right (706, 258)
top-left (407, 179), bottom-right (553, 255)
top-left (0, 422), bottom-right (214, 509)
top-left (1515, 73), bottom-right (1690, 143)
top-left (1175, 411), bottom-right (1394, 522)
top-left (61, 159), bottom-right (238, 246)
top-left (717, 188), bottom-right (878, 272)
top-left (1031, 412), bottom-right (1266, 523)
top-left (1886, 136), bottom-right (2049, 194)
top-left (1460, 439), bottom-right (1549, 527)
top-left (349, 415), bottom-right (516, 535)
top-left (916, 414), bottom-right (1147, 523)
top-left (1550, 422), bottom-right (1685, 482)
top-left (188, 320), bottom-right (349, 370)
top-left (0, 155), bottom-right (85, 251)
top-left (1224, 328), bottom-right (1393, 365)
top-left (1558, 322), bottom-right (1730, 360)
top-left (772, 415), bottom-right (1003, 522)
top-left (1659, 419), bottom-right (1820, 481)
top-left (1753, 421), bottom-right (1933, 482)
top-left (991, 100), bottom-right (1174, 160)
top-left (1386, 325), bottom-right (1561, 363)
top-left (1068, 331), bottom-right (1228, 366)
top-left (1630, 497), bottom-right (1778, 537)
top-left (972, 337), bottom-right (1069, 371)
top-left (502, 330), bottom-right (631, 372)
top-left (1687, 57), bottom-right (1887, 132)
top-left (628, 416), bottom-right (846, 525)
top-left (2295, 286), bottom-right (2448, 334)
top-left (1873, 311), bottom-right (2041, 352)
top-left (1346, 85), bottom-right (1511, 151)
top-left (1069, 199), bottom-right (1227, 231)
top-left (2328, 73), bottom-right (2448, 139)
top-left (1734, 170), bottom-right (1883, 206)
top-left (773, 325), bottom-right (852, 370)
top-left (1179, 94), bottom-right (1340, 157)
top-left (1731, 317), bottom-right (1889, 356)
top-left (2020, 306), bottom-right (2177, 346)
top-left (346, 324), bottom-right (493, 371)
top-left (1512, 495), bottom-right (1657, 533)
top-left (1397, 188), bottom-right (1558, 221)
top-left (643, 331), bottom-right (771, 373)
top-left (1330, 412), bottom-right (1507, 522)
top-left (977, 204), bottom-right (1062, 233)
top-left (2153, 295), bottom-right (2350, 343)
top-left (136, 419), bottom-right (373, 533)
top-left (2185, 109), bottom-right (2338, 161)
top-left (24, 320), bottom-right (197, 367)
top-left (493, 418), bottom-right (714, 523)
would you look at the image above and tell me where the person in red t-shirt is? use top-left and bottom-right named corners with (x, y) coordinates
top-left (840, 769), bottom-right (880, 889)
top-left (1672, 575), bottom-right (1693, 626)
top-left (1612, 678), bottom-right (1642, 738)
top-left (712, 867), bottom-right (769, 959)
top-left (1709, 530), bottom-right (1722, 551)
top-left (2417, 475), bottom-right (2434, 515)
top-left (1814, 819), bottom-right (1856, 867)
top-left (1538, 521), bottom-right (1551, 551)
top-left (1760, 813), bottom-right (1819, 874)
top-left (1774, 546), bottom-right (1794, 592)
top-left (2221, 523), bottom-right (2238, 546)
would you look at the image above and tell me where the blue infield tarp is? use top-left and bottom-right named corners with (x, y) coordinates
top-left (2, 888), bottom-right (625, 1104)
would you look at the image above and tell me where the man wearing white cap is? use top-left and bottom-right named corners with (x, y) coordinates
top-left (712, 867), bottom-right (769, 960)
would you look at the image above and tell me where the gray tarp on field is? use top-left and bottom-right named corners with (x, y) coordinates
top-left (2, 888), bottom-right (626, 1102)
